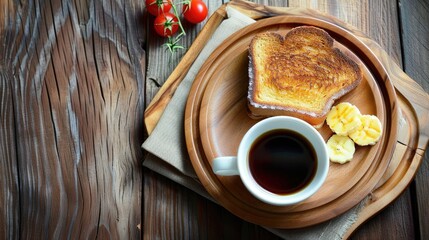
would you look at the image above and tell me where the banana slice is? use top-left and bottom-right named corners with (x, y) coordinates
top-left (326, 102), bottom-right (361, 136)
top-left (326, 134), bottom-right (356, 164)
top-left (349, 115), bottom-right (383, 146)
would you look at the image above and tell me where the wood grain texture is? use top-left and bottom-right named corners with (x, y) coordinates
top-left (0, 0), bottom-right (145, 238)
top-left (399, 0), bottom-right (429, 238)
top-left (0, 1), bottom-right (20, 234)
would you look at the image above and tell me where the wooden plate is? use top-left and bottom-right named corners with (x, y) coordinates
top-left (185, 16), bottom-right (398, 228)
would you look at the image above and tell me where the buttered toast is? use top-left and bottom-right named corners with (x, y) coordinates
top-left (247, 26), bottom-right (362, 127)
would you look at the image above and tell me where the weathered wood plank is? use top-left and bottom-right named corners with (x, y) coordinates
top-left (399, 0), bottom-right (429, 239)
top-left (0, 56), bottom-right (20, 240)
top-left (0, 2), bottom-right (20, 239)
top-left (0, 0), bottom-right (145, 238)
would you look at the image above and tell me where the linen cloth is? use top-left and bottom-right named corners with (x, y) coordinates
top-left (142, 6), bottom-right (366, 239)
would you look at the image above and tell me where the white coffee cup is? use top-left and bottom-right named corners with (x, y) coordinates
top-left (212, 116), bottom-right (329, 206)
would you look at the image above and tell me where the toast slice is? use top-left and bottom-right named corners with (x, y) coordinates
top-left (247, 26), bottom-right (362, 127)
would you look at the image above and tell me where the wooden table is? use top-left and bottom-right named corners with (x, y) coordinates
top-left (1, 0), bottom-right (428, 239)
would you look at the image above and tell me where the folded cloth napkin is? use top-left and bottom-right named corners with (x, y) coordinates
top-left (142, 6), bottom-right (366, 239)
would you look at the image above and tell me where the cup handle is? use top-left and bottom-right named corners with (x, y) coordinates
top-left (212, 156), bottom-right (239, 176)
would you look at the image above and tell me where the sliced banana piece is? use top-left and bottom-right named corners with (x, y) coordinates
top-left (349, 115), bottom-right (383, 146)
top-left (326, 102), bottom-right (361, 136)
top-left (326, 134), bottom-right (356, 164)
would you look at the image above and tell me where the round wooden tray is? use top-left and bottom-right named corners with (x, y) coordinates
top-left (185, 16), bottom-right (398, 228)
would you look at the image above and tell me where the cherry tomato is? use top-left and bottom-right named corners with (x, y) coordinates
top-left (182, 0), bottom-right (208, 24)
top-left (154, 12), bottom-right (179, 37)
top-left (145, 0), bottom-right (172, 16)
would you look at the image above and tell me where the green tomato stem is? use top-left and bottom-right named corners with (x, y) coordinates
top-left (170, 2), bottom-right (186, 37)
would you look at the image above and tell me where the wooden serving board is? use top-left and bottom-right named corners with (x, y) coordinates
top-left (186, 15), bottom-right (398, 228)
top-left (145, 0), bottom-right (429, 236)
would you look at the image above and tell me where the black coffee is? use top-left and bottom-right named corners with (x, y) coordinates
top-left (249, 129), bottom-right (317, 195)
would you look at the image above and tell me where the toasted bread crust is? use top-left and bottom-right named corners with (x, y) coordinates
top-left (247, 26), bottom-right (362, 127)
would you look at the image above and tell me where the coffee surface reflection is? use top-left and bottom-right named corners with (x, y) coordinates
top-left (249, 129), bottom-right (317, 195)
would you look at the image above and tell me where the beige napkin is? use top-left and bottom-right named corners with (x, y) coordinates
top-left (142, 6), bottom-right (367, 239)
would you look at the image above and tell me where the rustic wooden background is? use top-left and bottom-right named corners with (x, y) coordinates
top-left (0, 0), bottom-right (145, 238)
top-left (0, 0), bottom-right (427, 239)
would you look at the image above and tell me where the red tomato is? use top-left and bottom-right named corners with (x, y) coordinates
top-left (182, 0), bottom-right (208, 24)
top-left (145, 0), bottom-right (172, 16)
top-left (154, 12), bottom-right (179, 37)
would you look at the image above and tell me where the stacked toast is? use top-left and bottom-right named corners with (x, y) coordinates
top-left (247, 26), bottom-right (362, 127)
